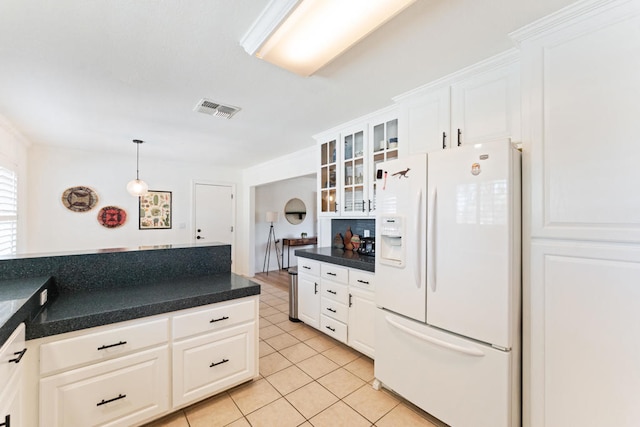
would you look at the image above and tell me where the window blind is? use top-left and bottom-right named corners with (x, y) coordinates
top-left (0, 165), bottom-right (18, 255)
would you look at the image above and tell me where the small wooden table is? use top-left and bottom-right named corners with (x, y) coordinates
top-left (281, 237), bottom-right (318, 270)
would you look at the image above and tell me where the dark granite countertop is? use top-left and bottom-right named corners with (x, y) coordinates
top-left (295, 247), bottom-right (375, 272)
top-left (0, 276), bottom-right (53, 346)
top-left (27, 273), bottom-right (260, 340)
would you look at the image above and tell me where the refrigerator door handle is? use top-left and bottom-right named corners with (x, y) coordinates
top-left (414, 189), bottom-right (422, 288)
top-left (428, 187), bottom-right (437, 292)
top-left (385, 315), bottom-right (485, 357)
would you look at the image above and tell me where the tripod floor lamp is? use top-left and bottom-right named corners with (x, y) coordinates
top-left (263, 211), bottom-right (282, 274)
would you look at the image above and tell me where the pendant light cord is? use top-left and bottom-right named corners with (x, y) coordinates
top-left (133, 139), bottom-right (143, 180)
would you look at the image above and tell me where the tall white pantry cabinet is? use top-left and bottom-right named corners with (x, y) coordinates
top-left (512, 0), bottom-right (640, 426)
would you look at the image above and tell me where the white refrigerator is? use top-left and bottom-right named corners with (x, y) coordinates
top-left (374, 140), bottom-right (521, 427)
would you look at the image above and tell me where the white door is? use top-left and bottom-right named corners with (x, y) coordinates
top-left (426, 141), bottom-right (519, 349)
top-left (194, 184), bottom-right (234, 245)
top-left (375, 154), bottom-right (428, 322)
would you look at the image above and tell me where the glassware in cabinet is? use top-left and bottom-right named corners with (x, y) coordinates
top-left (320, 138), bottom-right (338, 214)
top-left (342, 130), bottom-right (366, 214)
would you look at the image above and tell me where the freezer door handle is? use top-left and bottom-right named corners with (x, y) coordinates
top-left (385, 315), bottom-right (485, 357)
top-left (414, 189), bottom-right (422, 289)
top-left (428, 187), bottom-right (437, 292)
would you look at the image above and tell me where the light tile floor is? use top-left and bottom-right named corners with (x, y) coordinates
top-left (144, 277), bottom-right (446, 427)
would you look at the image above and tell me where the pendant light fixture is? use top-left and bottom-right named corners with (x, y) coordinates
top-left (126, 139), bottom-right (149, 197)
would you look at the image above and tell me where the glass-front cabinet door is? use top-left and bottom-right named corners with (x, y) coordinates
top-left (370, 116), bottom-right (399, 213)
top-left (319, 137), bottom-right (338, 215)
top-left (341, 127), bottom-right (367, 216)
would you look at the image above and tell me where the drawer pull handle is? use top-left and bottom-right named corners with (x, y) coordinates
top-left (357, 279), bottom-right (370, 285)
top-left (210, 316), bottom-right (230, 323)
top-left (326, 307), bottom-right (337, 313)
top-left (327, 289), bottom-right (337, 295)
top-left (210, 358), bottom-right (229, 367)
top-left (9, 348), bottom-right (26, 364)
top-left (327, 272), bottom-right (337, 276)
top-left (97, 393), bottom-right (126, 407)
top-left (303, 266), bottom-right (311, 269)
top-left (0, 414), bottom-right (9, 427)
top-left (325, 326), bottom-right (336, 332)
top-left (97, 341), bottom-right (127, 351)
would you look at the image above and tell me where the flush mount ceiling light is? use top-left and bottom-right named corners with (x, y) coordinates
top-left (241, 0), bottom-right (416, 77)
top-left (126, 139), bottom-right (149, 197)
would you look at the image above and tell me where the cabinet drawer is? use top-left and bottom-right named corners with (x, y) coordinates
top-left (173, 323), bottom-right (256, 408)
top-left (173, 298), bottom-right (256, 340)
top-left (349, 269), bottom-right (376, 291)
top-left (40, 346), bottom-right (169, 427)
top-left (298, 259), bottom-right (320, 276)
top-left (321, 280), bottom-right (349, 305)
top-left (321, 264), bottom-right (348, 284)
top-left (321, 297), bottom-right (349, 323)
top-left (320, 315), bottom-right (347, 344)
top-left (40, 319), bottom-right (168, 376)
top-left (0, 323), bottom-right (25, 387)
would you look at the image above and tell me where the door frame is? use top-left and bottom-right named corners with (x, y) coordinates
top-left (191, 180), bottom-right (237, 268)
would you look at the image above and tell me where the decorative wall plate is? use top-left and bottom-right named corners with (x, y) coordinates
top-left (61, 186), bottom-right (99, 212)
top-left (97, 206), bottom-right (127, 228)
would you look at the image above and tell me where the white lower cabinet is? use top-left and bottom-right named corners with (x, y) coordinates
top-left (297, 257), bottom-right (376, 358)
top-left (40, 347), bottom-right (169, 427)
top-left (0, 324), bottom-right (26, 427)
top-left (34, 296), bottom-right (259, 427)
top-left (298, 259), bottom-right (321, 328)
top-left (173, 322), bottom-right (256, 408)
top-left (347, 287), bottom-right (375, 359)
top-left (0, 366), bottom-right (22, 427)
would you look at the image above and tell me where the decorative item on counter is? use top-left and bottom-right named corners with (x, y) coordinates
top-left (97, 206), bottom-right (127, 228)
top-left (332, 233), bottom-right (344, 249)
top-left (301, 232), bottom-right (308, 238)
top-left (61, 186), bottom-right (99, 212)
top-left (344, 226), bottom-right (353, 251)
top-left (139, 191), bottom-right (172, 229)
top-left (351, 234), bottom-right (361, 252)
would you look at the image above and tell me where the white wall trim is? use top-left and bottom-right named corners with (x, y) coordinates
top-left (509, 0), bottom-right (634, 44)
top-left (392, 48), bottom-right (520, 103)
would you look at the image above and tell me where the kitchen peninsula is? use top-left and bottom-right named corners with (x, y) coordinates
top-left (0, 243), bottom-right (260, 427)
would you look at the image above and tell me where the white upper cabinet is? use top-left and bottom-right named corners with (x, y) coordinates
top-left (341, 124), bottom-right (368, 216)
top-left (398, 86), bottom-right (450, 154)
top-left (396, 49), bottom-right (521, 154)
top-left (513, 0), bottom-right (640, 243)
top-left (450, 61), bottom-right (521, 146)
top-left (315, 107), bottom-right (399, 218)
top-left (318, 135), bottom-right (339, 216)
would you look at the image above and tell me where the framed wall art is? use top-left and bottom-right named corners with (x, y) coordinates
top-left (139, 190), bottom-right (172, 229)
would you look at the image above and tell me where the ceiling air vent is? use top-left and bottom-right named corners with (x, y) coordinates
top-left (194, 98), bottom-right (241, 119)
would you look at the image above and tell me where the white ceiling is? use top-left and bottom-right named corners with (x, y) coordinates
top-left (0, 0), bottom-right (576, 169)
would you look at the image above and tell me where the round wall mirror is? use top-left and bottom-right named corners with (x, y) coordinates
top-left (284, 198), bottom-right (306, 225)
